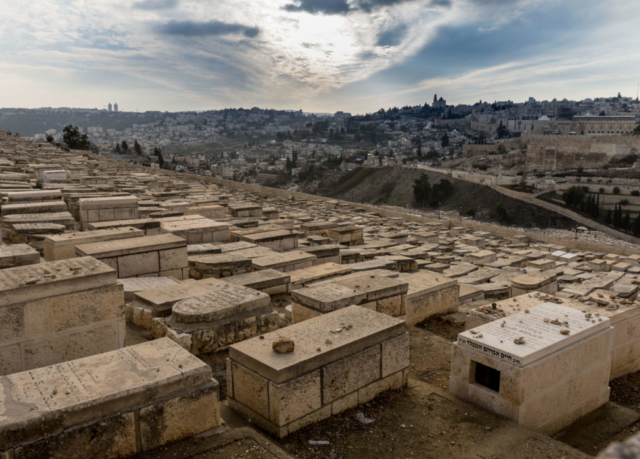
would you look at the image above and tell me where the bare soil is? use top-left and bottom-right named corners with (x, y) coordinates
top-left (297, 167), bottom-right (577, 229)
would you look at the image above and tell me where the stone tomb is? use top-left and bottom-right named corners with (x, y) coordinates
top-left (402, 271), bottom-right (460, 326)
top-left (228, 203), bottom-right (263, 218)
top-left (119, 276), bottom-right (182, 303)
top-left (298, 244), bottom-right (342, 265)
top-left (289, 262), bottom-right (353, 289)
top-left (450, 303), bottom-right (612, 435)
top-left (227, 306), bottom-right (409, 438)
top-left (299, 221), bottom-right (338, 237)
top-left (75, 233), bottom-right (188, 280)
top-left (327, 226), bottom-right (364, 246)
top-left (463, 250), bottom-right (498, 265)
top-left (126, 278), bottom-right (226, 329)
top-left (0, 244), bottom-right (39, 269)
top-left (88, 217), bottom-right (163, 235)
top-left (1, 200), bottom-right (68, 218)
top-left (184, 204), bottom-right (227, 219)
top-left (236, 229), bottom-right (300, 251)
top-left (2, 212), bottom-right (76, 238)
top-left (0, 338), bottom-right (220, 459)
top-left (252, 250), bottom-right (317, 273)
top-left (0, 257), bottom-right (125, 376)
top-left (43, 226), bottom-right (144, 261)
top-left (291, 273), bottom-right (408, 323)
top-left (78, 196), bottom-right (139, 230)
top-left (466, 292), bottom-right (640, 380)
top-left (223, 269), bottom-right (292, 295)
top-left (510, 272), bottom-right (558, 297)
top-left (189, 253), bottom-right (252, 279)
top-left (160, 215), bottom-right (231, 244)
top-left (152, 283), bottom-right (282, 355)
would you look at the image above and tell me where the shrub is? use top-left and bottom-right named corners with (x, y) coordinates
top-left (614, 187), bottom-right (621, 195)
top-left (496, 204), bottom-right (509, 223)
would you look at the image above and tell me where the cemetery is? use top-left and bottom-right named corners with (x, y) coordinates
top-left (1, 129), bottom-right (640, 457)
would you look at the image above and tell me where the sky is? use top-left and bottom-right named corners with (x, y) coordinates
top-left (1, 0), bottom-right (639, 114)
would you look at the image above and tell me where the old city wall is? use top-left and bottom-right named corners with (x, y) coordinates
top-left (464, 135), bottom-right (640, 171)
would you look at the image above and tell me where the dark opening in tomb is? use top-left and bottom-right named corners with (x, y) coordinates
top-left (474, 361), bottom-right (501, 393)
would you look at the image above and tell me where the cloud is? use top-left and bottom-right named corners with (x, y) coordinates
top-left (3, 0), bottom-right (639, 115)
top-left (283, 0), bottom-right (423, 15)
top-left (133, 0), bottom-right (179, 10)
top-left (356, 0), bottom-right (416, 13)
top-left (157, 20), bottom-right (260, 38)
top-left (283, 0), bottom-right (350, 15)
top-left (376, 24), bottom-right (408, 47)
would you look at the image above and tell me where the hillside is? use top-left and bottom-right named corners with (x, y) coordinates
top-left (298, 166), bottom-right (577, 229)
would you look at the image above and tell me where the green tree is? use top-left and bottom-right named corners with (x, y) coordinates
top-left (633, 213), bottom-right (640, 236)
top-left (562, 186), bottom-right (586, 209)
top-left (121, 140), bottom-right (129, 151)
top-left (62, 125), bottom-right (91, 150)
top-left (613, 187), bottom-right (621, 195)
top-left (430, 179), bottom-right (454, 207)
top-left (496, 121), bottom-right (509, 139)
top-left (614, 204), bottom-right (623, 228)
top-left (441, 132), bottom-right (450, 148)
top-left (496, 204), bottom-right (509, 223)
top-left (115, 143), bottom-right (121, 153)
top-left (412, 173), bottom-right (431, 207)
top-left (134, 140), bottom-right (142, 155)
top-left (497, 144), bottom-right (507, 155)
top-left (605, 209), bottom-right (613, 225)
top-left (623, 210), bottom-right (631, 232)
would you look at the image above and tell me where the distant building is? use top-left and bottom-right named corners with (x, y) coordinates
top-left (432, 94), bottom-right (447, 109)
top-left (334, 111), bottom-right (352, 120)
top-left (108, 103), bottom-right (112, 113)
top-left (114, 103), bottom-right (119, 113)
top-left (534, 115), bottom-right (636, 135)
top-left (334, 111), bottom-right (351, 128)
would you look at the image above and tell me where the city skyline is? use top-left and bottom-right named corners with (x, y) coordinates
top-left (1, 0), bottom-right (640, 113)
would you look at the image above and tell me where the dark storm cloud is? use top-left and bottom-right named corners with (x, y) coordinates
top-left (283, 0), bottom-right (451, 15)
top-left (157, 20), bottom-right (260, 38)
top-left (283, 0), bottom-right (351, 15)
top-left (133, 0), bottom-right (179, 10)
